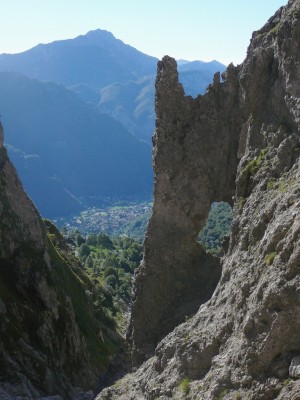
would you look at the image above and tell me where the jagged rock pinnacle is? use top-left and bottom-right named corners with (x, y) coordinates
top-left (129, 54), bottom-right (242, 364)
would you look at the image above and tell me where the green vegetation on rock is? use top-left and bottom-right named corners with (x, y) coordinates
top-left (216, 388), bottom-right (229, 400)
top-left (178, 377), bottom-right (190, 395)
top-left (44, 219), bottom-right (121, 365)
top-left (265, 251), bottom-right (277, 266)
top-left (62, 227), bottom-right (143, 334)
top-left (240, 148), bottom-right (268, 177)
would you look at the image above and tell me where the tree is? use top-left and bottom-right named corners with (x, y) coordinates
top-left (86, 233), bottom-right (98, 246)
top-left (85, 255), bottom-right (94, 268)
top-left (104, 267), bottom-right (118, 279)
top-left (79, 243), bottom-right (90, 257)
top-left (106, 275), bottom-right (117, 289)
top-left (97, 233), bottom-right (115, 249)
top-left (75, 233), bottom-right (85, 247)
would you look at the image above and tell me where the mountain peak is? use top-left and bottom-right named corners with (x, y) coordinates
top-left (0, 29), bottom-right (158, 88)
top-left (73, 28), bottom-right (119, 46)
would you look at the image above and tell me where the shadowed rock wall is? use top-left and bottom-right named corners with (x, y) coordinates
top-left (129, 56), bottom-right (243, 364)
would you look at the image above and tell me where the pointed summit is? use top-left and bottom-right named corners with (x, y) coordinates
top-left (0, 29), bottom-right (158, 88)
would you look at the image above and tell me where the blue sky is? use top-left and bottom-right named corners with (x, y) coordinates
top-left (1, 0), bottom-right (288, 65)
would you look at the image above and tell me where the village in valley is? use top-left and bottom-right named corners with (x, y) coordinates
top-left (54, 201), bottom-right (152, 238)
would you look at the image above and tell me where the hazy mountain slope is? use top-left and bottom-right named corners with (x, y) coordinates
top-left (179, 68), bottom-right (224, 98)
top-left (69, 82), bottom-right (101, 104)
top-left (0, 29), bottom-right (158, 89)
top-left (97, 61), bottom-right (226, 143)
top-left (5, 144), bottom-right (83, 218)
top-left (0, 29), bottom-right (225, 143)
top-left (98, 76), bottom-right (156, 142)
top-left (178, 59), bottom-right (225, 73)
top-left (0, 72), bottom-right (153, 218)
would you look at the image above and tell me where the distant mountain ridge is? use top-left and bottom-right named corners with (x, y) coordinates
top-left (0, 29), bottom-right (158, 88)
top-left (0, 29), bottom-right (225, 217)
top-left (97, 60), bottom-right (226, 143)
top-left (178, 59), bottom-right (225, 72)
top-left (0, 29), bottom-right (226, 143)
top-left (98, 75), bottom-right (156, 143)
top-left (0, 71), bottom-right (153, 218)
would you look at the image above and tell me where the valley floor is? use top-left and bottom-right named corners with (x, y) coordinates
top-left (53, 200), bottom-right (152, 239)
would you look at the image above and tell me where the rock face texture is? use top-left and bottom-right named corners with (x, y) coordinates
top-left (128, 56), bottom-right (242, 364)
top-left (0, 122), bottom-right (120, 399)
top-left (97, 0), bottom-right (300, 398)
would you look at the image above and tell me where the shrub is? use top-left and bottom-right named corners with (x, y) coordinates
top-left (178, 378), bottom-right (190, 395)
top-left (75, 233), bottom-right (85, 246)
top-left (265, 252), bottom-right (276, 265)
top-left (86, 233), bottom-right (98, 246)
top-left (104, 267), bottom-right (117, 279)
top-left (78, 243), bottom-right (90, 257)
top-left (97, 233), bottom-right (115, 249)
top-left (240, 148), bottom-right (268, 176)
top-left (216, 389), bottom-right (228, 400)
top-left (106, 275), bottom-right (117, 288)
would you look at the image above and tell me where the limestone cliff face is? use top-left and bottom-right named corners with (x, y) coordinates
top-left (128, 56), bottom-right (243, 364)
top-left (97, 0), bottom-right (300, 398)
top-left (0, 122), bottom-right (119, 399)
